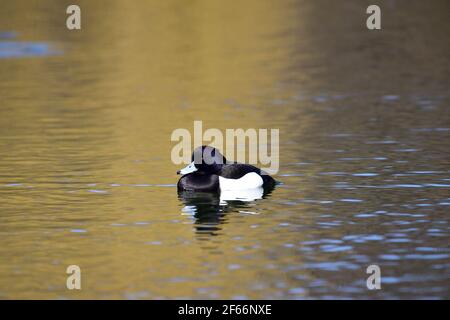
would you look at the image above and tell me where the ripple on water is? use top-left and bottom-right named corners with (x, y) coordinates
top-left (394, 148), bottom-right (419, 152)
top-left (340, 199), bottom-right (364, 203)
top-left (88, 189), bottom-right (109, 194)
top-left (320, 172), bottom-right (347, 176)
top-left (352, 173), bottom-right (379, 177)
top-left (303, 261), bottom-right (359, 271)
top-left (415, 247), bottom-right (446, 252)
top-left (411, 127), bottom-right (450, 132)
top-left (134, 221), bottom-right (150, 225)
top-left (404, 254), bottom-right (450, 260)
top-left (0, 31), bottom-right (17, 39)
top-left (0, 41), bottom-right (59, 58)
top-left (288, 287), bottom-right (306, 295)
top-left (70, 229), bottom-right (87, 233)
top-left (343, 234), bottom-right (384, 243)
top-left (366, 140), bottom-right (397, 144)
top-left (356, 213), bottom-right (377, 218)
top-left (145, 241), bottom-right (162, 245)
top-left (379, 254), bottom-right (401, 261)
top-left (320, 245), bottom-right (353, 253)
top-left (382, 95), bottom-right (400, 101)
top-left (228, 264), bottom-right (241, 270)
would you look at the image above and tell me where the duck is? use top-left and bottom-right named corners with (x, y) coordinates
top-left (177, 145), bottom-right (277, 192)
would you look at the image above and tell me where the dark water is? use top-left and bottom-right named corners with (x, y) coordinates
top-left (0, 0), bottom-right (449, 299)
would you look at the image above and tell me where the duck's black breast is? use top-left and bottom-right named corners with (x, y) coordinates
top-left (177, 173), bottom-right (220, 192)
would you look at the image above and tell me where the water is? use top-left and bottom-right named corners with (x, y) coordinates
top-left (0, 0), bottom-right (449, 299)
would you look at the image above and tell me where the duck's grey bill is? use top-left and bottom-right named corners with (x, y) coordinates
top-left (179, 162), bottom-right (198, 175)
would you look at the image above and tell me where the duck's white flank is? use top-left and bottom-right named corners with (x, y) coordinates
top-left (219, 172), bottom-right (264, 191)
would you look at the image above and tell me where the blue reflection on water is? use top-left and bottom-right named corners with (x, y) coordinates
top-left (0, 31), bottom-right (18, 39)
top-left (0, 40), bottom-right (56, 58)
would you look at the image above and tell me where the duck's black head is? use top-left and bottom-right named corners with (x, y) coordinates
top-left (177, 145), bottom-right (226, 175)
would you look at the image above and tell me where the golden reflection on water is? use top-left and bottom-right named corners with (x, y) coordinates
top-left (0, 1), bottom-right (449, 299)
top-left (0, 0), bottom-right (307, 300)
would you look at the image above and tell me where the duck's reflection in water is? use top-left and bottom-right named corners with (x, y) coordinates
top-left (178, 186), bottom-right (275, 237)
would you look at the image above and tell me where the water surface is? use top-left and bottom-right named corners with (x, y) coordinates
top-left (0, 0), bottom-right (449, 299)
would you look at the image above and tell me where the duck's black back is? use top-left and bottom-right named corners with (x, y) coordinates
top-left (220, 163), bottom-right (276, 188)
top-left (219, 163), bottom-right (261, 178)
